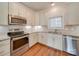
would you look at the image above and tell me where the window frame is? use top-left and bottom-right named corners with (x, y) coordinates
top-left (48, 16), bottom-right (64, 29)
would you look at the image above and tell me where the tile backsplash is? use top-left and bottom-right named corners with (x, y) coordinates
top-left (0, 26), bottom-right (9, 33)
top-left (0, 25), bottom-right (45, 34)
top-left (0, 25), bottom-right (24, 35)
top-left (0, 25), bottom-right (79, 36)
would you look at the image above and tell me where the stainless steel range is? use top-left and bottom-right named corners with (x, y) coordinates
top-left (8, 31), bottom-right (29, 56)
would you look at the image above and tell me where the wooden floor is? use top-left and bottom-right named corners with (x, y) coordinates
top-left (22, 43), bottom-right (72, 56)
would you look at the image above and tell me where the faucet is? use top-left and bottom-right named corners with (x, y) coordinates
top-left (54, 29), bottom-right (58, 33)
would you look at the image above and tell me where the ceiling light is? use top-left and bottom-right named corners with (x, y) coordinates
top-left (51, 3), bottom-right (55, 6)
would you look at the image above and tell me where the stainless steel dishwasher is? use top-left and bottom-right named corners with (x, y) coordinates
top-left (63, 35), bottom-right (79, 56)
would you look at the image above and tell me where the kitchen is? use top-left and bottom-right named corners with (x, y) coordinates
top-left (0, 2), bottom-right (79, 56)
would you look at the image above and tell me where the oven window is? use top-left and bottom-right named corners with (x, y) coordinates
top-left (13, 37), bottom-right (28, 50)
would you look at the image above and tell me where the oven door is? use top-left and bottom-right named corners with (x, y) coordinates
top-left (9, 15), bottom-right (27, 25)
top-left (11, 35), bottom-right (29, 55)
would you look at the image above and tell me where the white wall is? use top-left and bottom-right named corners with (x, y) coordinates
top-left (36, 3), bottom-right (68, 26)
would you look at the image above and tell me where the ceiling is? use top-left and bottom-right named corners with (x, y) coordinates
top-left (22, 2), bottom-right (70, 11)
top-left (22, 2), bottom-right (52, 11)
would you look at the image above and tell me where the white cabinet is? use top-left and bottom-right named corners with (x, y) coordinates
top-left (0, 2), bottom-right (35, 25)
top-left (47, 34), bottom-right (63, 50)
top-left (47, 33), bottom-right (55, 47)
top-left (0, 39), bottom-right (10, 56)
top-left (54, 34), bottom-right (63, 50)
top-left (38, 33), bottom-right (63, 50)
top-left (9, 2), bottom-right (19, 16)
top-left (9, 2), bottom-right (35, 25)
top-left (39, 11), bottom-right (47, 26)
top-left (9, 2), bottom-right (25, 17)
top-left (34, 11), bottom-right (47, 26)
top-left (0, 2), bottom-right (8, 25)
top-left (34, 12), bottom-right (40, 25)
top-left (38, 33), bottom-right (48, 45)
top-left (29, 33), bottom-right (38, 47)
top-left (9, 2), bottom-right (24, 16)
top-left (65, 3), bottom-right (79, 25)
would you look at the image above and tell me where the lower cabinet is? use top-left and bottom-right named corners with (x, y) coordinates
top-left (29, 33), bottom-right (38, 47)
top-left (0, 39), bottom-right (10, 56)
top-left (47, 33), bottom-right (55, 47)
top-left (38, 33), bottom-right (48, 45)
top-left (53, 34), bottom-right (63, 50)
top-left (29, 33), bottom-right (63, 51)
top-left (38, 33), bottom-right (63, 51)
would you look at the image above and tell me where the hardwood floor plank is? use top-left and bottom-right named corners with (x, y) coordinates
top-left (35, 46), bottom-right (48, 56)
top-left (48, 48), bottom-right (58, 56)
top-left (23, 44), bottom-right (43, 56)
top-left (22, 43), bottom-right (72, 56)
top-left (57, 50), bottom-right (62, 56)
top-left (42, 48), bottom-right (51, 56)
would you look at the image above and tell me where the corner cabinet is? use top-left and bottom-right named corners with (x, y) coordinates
top-left (29, 33), bottom-right (38, 47)
top-left (34, 11), bottom-right (47, 26)
top-left (0, 2), bottom-right (8, 25)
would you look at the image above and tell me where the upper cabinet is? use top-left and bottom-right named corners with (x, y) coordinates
top-left (65, 3), bottom-right (79, 26)
top-left (0, 2), bottom-right (8, 25)
top-left (39, 11), bottom-right (48, 26)
top-left (9, 2), bottom-right (35, 25)
top-left (9, 3), bottom-right (19, 16)
top-left (34, 11), bottom-right (48, 26)
top-left (0, 2), bottom-right (35, 25)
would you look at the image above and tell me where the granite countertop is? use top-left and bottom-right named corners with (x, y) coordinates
top-left (46, 31), bottom-right (79, 38)
top-left (49, 32), bottom-right (79, 38)
top-left (27, 31), bottom-right (79, 38)
top-left (0, 34), bottom-right (10, 41)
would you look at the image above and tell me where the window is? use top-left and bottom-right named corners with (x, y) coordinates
top-left (48, 16), bottom-right (64, 29)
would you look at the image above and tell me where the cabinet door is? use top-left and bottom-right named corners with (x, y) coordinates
top-left (47, 33), bottom-right (55, 48)
top-left (34, 11), bottom-right (47, 26)
top-left (54, 34), bottom-right (63, 50)
top-left (34, 12), bottom-right (40, 25)
top-left (39, 11), bottom-right (47, 26)
top-left (18, 3), bottom-right (25, 17)
top-left (38, 33), bottom-right (48, 45)
top-left (0, 39), bottom-right (10, 56)
top-left (66, 3), bottom-right (79, 25)
top-left (9, 2), bottom-right (19, 16)
top-left (0, 2), bottom-right (8, 25)
top-left (47, 34), bottom-right (63, 50)
top-left (29, 33), bottom-right (38, 47)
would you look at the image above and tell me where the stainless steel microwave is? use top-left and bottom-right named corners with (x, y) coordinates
top-left (8, 15), bottom-right (27, 25)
